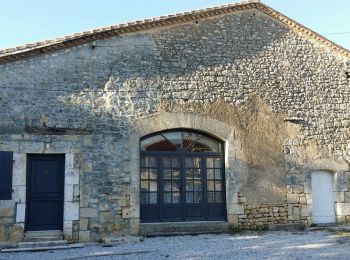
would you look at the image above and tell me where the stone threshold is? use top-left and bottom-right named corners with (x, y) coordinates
top-left (1, 243), bottom-right (85, 253)
top-left (268, 222), bottom-right (305, 231)
top-left (140, 221), bottom-right (230, 237)
top-left (23, 230), bottom-right (64, 242)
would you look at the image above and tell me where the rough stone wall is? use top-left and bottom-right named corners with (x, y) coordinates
top-left (0, 208), bottom-right (22, 242)
top-left (241, 204), bottom-right (287, 230)
top-left (0, 8), bottom-right (350, 241)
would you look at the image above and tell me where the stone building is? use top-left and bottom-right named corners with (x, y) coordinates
top-left (0, 0), bottom-right (350, 243)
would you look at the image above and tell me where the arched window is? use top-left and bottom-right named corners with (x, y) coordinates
top-left (141, 130), bottom-right (223, 153)
top-left (140, 129), bottom-right (226, 223)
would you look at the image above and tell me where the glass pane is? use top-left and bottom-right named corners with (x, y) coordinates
top-left (194, 192), bottom-right (202, 203)
top-left (214, 158), bottom-right (221, 168)
top-left (184, 131), bottom-right (219, 152)
top-left (172, 192), bottom-right (180, 203)
top-left (163, 157), bottom-right (172, 168)
top-left (186, 180), bottom-right (193, 191)
top-left (216, 192), bottom-right (223, 203)
top-left (172, 180), bottom-right (180, 191)
top-left (182, 132), bottom-right (197, 151)
top-left (207, 158), bottom-right (214, 168)
top-left (215, 169), bottom-right (222, 180)
top-left (186, 169), bottom-right (193, 179)
top-left (215, 182), bottom-right (222, 191)
top-left (172, 157), bottom-right (180, 168)
top-left (164, 169), bottom-right (171, 179)
top-left (140, 169), bottom-right (148, 179)
top-left (141, 156), bottom-right (157, 168)
top-left (194, 135), bottom-right (222, 153)
top-left (207, 169), bottom-right (214, 179)
top-left (149, 180), bottom-right (157, 192)
top-left (140, 193), bottom-right (148, 204)
top-left (141, 135), bottom-right (176, 151)
top-left (164, 157), bottom-right (179, 169)
top-left (194, 180), bottom-right (201, 191)
top-left (149, 168), bottom-right (157, 180)
top-left (193, 158), bottom-right (200, 168)
top-left (164, 192), bottom-right (171, 203)
top-left (172, 170), bottom-right (180, 179)
top-left (207, 192), bottom-right (215, 203)
top-left (207, 181), bottom-right (215, 191)
top-left (141, 180), bottom-right (148, 192)
top-left (162, 132), bottom-right (182, 149)
top-left (164, 180), bottom-right (172, 191)
top-left (193, 169), bottom-right (201, 179)
top-left (149, 192), bottom-right (157, 204)
top-left (186, 192), bottom-right (193, 203)
top-left (186, 157), bottom-right (200, 168)
top-left (150, 157), bottom-right (157, 168)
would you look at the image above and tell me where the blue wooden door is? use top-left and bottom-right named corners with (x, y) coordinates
top-left (140, 154), bottom-right (226, 222)
top-left (26, 154), bottom-right (65, 231)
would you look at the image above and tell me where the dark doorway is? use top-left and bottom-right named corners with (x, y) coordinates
top-left (140, 130), bottom-right (226, 223)
top-left (26, 154), bottom-right (65, 231)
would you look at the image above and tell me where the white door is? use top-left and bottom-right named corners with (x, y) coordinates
top-left (311, 171), bottom-right (335, 224)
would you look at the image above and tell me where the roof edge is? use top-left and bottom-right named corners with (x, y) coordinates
top-left (257, 3), bottom-right (350, 59)
top-left (0, 1), bottom-right (349, 64)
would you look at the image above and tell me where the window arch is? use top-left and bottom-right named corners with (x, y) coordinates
top-left (141, 129), bottom-right (223, 153)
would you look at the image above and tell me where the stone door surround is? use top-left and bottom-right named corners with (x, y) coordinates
top-left (12, 145), bottom-right (80, 240)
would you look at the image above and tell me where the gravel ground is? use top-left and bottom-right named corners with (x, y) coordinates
top-left (1, 230), bottom-right (350, 260)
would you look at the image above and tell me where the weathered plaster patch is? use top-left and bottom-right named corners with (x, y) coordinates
top-left (157, 95), bottom-right (299, 203)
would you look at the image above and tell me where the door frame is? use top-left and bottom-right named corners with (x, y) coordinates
top-left (25, 154), bottom-right (65, 231)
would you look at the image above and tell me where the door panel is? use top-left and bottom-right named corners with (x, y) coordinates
top-left (140, 154), bottom-right (226, 223)
top-left (26, 155), bottom-right (65, 231)
top-left (29, 201), bottom-right (60, 225)
top-left (312, 171), bottom-right (335, 224)
top-left (140, 156), bottom-right (159, 222)
top-left (206, 157), bottom-right (225, 220)
top-left (161, 156), bottom-right (182, 221)
top-left (184, 157), bottom-right (204, 220)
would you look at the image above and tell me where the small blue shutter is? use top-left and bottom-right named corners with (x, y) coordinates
top-left (0, 151), bottom-right (13, 200)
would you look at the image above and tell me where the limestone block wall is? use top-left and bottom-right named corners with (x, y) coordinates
top-left (0, 8), bottom-right (350, 241)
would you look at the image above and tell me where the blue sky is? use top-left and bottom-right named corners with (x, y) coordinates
top-left (0, 0), bottom-right (349, 50)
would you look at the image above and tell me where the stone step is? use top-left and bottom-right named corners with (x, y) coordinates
top-left (23, 236), bottom-right (64, 242)
top-left (140, 221), bottom-right (230, 236)
top-left (24, 230), bottom-right (63, 242)
top-left (268, 222), bottom-right (305, 231)
top-left (102, 236), bottom-right (142, 245)
top-left (18, 240), bottom-right (68, 248)
top-left (1, 243), bottom-right (84, 253)
top-left (24, 230), bottom-right (62, 237)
